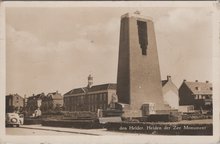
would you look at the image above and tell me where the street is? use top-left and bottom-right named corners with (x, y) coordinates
top-left (6, 125), bottom-right (144, 136)
top-left (6, 119), bottom-right (213, 136)
top-left (6, 126), bottom-right (78, 135)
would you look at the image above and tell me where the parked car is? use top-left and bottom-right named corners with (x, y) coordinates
top-left (5, 113), bottom-right (24, 127)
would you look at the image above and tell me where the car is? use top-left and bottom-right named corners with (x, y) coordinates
top-left (5, 113), bottom-right (24, 127)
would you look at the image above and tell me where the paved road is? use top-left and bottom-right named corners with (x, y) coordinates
top-left (6, 126), bottom-right (78, 135)
top-left (6, 119), bottom-right (212, 136)
top-left (6, 125), bottom-right (144, 136)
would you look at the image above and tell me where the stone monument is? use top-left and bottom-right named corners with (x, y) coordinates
top-left (116, 12), bottom-right (168, 117)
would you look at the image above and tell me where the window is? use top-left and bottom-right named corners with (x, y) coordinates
top-left (103, 104), bottom-right (106, 110)
top-left (9, 99), bottom-right (11, 106)
top-left (95, 105), bottom-right (98, 112)
top-left (96, 95), bottom-right (99, 102)
top-left (137, 20), bottom-right (148, 55)
top-left (100, 94), bottom-right (103, 101)
top-left (103, 94), bottom-right (106, 101)
top-left (93, 95), bottom-right (95, 102)
top-left (94, 105), bottom-right (96, 112)
top-left (195, 95), bottom-right (198, 99)
top-left (89, 105), bottom-right (91, 111)
top-left (81, 96), bottom-right (84, 104)
top-left (90, 95), bottom-right (93, 103)
top-left (103, 93), bottom-right (107, 101)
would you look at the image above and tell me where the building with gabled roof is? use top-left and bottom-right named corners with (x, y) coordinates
top-left (161, 76), bottom-right (179, 109)
top-left (179, 80), bottom-right (212, 111)
top-left (64, 75), bottom-right (117, 112)
top-left (26, 93), bottom-right (46, 115)
top-left (41, 91), bottom-right (63, 112)
top-left (25, 91), bottom-right (63, 115)
top-left (6, 93), bottom-right (24, 113)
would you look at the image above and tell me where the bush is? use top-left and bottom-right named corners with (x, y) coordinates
top-left (122, 113), bottom-right (182, 122)
top-left (62, 111), bottom-right (97, 120)
top-left (182, 114), bottom-right (212, 120)
top-left (24, 118), bottom-right (42, 125)
top-left (42, 119), bottom-right (102, 129)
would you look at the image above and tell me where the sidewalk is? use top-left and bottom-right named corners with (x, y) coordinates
top-left (20, 125), bottom-right (144, 136)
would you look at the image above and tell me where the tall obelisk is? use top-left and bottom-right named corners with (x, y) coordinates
top-left (117, 12), bottom-right (165, 116)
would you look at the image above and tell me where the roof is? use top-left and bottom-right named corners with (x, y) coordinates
top-left (64, 83), bottom-right (116, 96)
top-left (184, 81), bottom-right (212, 95)
top-left (47, 92), bottom-right (63, 100)
top-left (161, 76), bottom-right (173, 87)
top-left (28, 93), bottom-right (45, 100)
top-left (6, 94), bottom-right (23, 99)
top-left (161, 80), bottom-right (168, 87)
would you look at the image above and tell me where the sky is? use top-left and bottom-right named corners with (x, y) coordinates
top-left (5, 7), bottom-right (213, 97)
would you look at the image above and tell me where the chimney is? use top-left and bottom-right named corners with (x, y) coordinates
top-left (183, 79), bottom-right (186, 82)
top-left (206, 81), bottom-right (209, 83)
top-left (167, 75), bottom-right (171, 81)
top-left (195, 87), bottom-right (200, 91)
top-left (33, 94), bottom-right (35, 97)
top-left (134, 11), bottom-right (141, 15)
top-left (56, 90), bottom-right (58, 94)
top-left (88, 74), bottom-right (93, 88)
top-left (195, 80), bottom-right (198, 82)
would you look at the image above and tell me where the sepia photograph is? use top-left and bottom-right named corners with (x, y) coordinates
top-left (0, 1), bottom-right (220, 144)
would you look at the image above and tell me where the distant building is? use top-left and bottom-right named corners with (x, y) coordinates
top-left (41, 91), bottom-right (63, 112)
top-left (6, 94), bottom-right (24, 113)
top-left (179, 80), bottom-right (212, 111)
top-left (179, 105), bottom-right (194, 113)
top-left (26, 93), bottom-right (45, 115)
top-left (161, 76), bottom-right (179, 109)
top-left (26, 92), bottom-right (63, 115)
top-left (64, 75), bottom-right (117, 112)
top-left (24, 95), bottom-right (28, 108)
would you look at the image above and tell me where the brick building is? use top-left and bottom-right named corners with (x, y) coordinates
top-left (161, 76), bottom-right (179, 109)
top-left (64, 75), bottom-right (117, 112)
top-left (6, 94), bottom-right (24, 113)
top-left (179, 80), bottom-right (212, 111)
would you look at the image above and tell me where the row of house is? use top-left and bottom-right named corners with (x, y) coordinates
top-left (6, 75), bottom-right (213, 114)
top-left (25, 91), bottom-right (63, 115)
top-left (6, 91), bottom-right (63, 115)
top-left (162, 76), bottom-right (212, 112)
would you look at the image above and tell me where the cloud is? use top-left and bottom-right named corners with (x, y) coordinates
top-left (6, 24), bottom-right (118, 95)
top-left (154, 8), bottom-right (212, 86)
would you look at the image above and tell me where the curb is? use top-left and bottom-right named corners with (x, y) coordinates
top-left (20, 125), bottom-right (100, 136)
